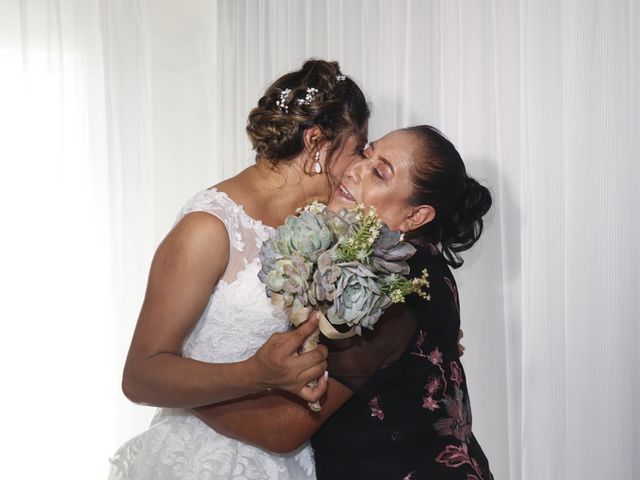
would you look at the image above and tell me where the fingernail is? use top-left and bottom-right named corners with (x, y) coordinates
top-left (323, 370), bottom-right (329, 380)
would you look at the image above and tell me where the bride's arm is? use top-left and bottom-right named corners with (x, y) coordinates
top-left (121, 212), bottom-right (328, 408)
top-left (191, 302), bottom-right (424, 452)
top-left (192, 378), bottom-right (353, 453)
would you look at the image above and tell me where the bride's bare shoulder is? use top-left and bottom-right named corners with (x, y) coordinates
top-left (211, 169), bottom-right (264, 216)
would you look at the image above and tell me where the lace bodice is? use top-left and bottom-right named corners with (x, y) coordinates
top-left (109, 188), bottom-right (315, 480)
top-left (178, 189), bottom-right (290, 363)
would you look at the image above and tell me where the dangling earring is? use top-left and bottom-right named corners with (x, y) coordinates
top-left (313, 151), bottom-right (322, 174)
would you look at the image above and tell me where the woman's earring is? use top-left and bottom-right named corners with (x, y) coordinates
top-left (314, 151), bottom-right (322, 174)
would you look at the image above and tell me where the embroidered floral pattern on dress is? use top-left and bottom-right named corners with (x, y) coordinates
top-left (427, 347), bottom-right (443, 365)
top-left (434, 387), bottom-right (472, 442)
top-left (411, 329), bottom-right (428, 358)
top-left (425, 376), bottom-right (441, 395)
top-left (435, 441), bottom-right (487, 480)
top-left (369, 396), bottom-right (385, 420)
top-left (422, 396), bottom-right (440, 411)
top-left (109, 189), bottom-right (315, 480)
top-left (410, 267), bottom-right (490, 478)
top-left (450, 361), bottom-right (463, 387)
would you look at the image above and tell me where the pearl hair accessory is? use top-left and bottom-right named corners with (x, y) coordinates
top-left (276, 88), bottom-right (291, 113)
top-left (297, 87), bottom-right (319, 106)
top-left (275, 74), bottom-right (346, 113)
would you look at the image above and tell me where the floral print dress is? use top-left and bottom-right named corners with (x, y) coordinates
top-left (312, 244), bottom-right (493, 480)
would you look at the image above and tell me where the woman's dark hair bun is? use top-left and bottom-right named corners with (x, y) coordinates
top-left (403, 125), bottom-right (492, 268)
top-left (439, 176), bottom-right (492, 268)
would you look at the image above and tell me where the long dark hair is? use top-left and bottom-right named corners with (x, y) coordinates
top-left (404, 125), bottom-right (492, 268)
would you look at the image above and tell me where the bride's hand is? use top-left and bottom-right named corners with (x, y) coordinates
top-left (247, 313), bottom-right (328, 403)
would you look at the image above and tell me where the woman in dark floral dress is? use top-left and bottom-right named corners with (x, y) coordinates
top-left (311, 125), bottom-right (493, 479)
top-left (193, 125), bottom-right (493, 480)
top-left (312, 242), bottom-right (493, 479)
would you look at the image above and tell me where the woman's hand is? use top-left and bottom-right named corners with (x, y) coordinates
top-left (247, 312), bottom-right (328, 403)
top-left (122, 212), bottom-right (328, 408)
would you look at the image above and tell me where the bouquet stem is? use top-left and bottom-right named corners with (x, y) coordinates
top-left (271, 294), bottom-right (356, 411)
top-left (299, 325), bottom-right (322, 412)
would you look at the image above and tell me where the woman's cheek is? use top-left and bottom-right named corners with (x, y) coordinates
top-left (329, 155), bottom-right (351, 180)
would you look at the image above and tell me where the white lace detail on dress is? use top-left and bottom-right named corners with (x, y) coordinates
top-left (109, 189), bottom-right (315, 480)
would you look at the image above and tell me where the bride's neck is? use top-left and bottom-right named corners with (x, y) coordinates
top-left (240, 157), bottom-right (328, 226)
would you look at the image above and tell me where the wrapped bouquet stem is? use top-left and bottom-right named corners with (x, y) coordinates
top-left (271, 293), bottom-right (358, 411)
top-left (260, 202), bottom-right (430, 411)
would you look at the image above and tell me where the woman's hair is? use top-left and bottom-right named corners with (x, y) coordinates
top-left (246, 59), bottom-right (370, 168)
top-left (403, 125), bottom-right (492, 268)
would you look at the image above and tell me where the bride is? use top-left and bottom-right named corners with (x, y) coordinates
top-left (108, 59), bottom-right (370, 479)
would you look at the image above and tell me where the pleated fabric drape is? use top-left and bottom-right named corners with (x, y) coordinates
top-left (1, 1), bottom-right (637, 479)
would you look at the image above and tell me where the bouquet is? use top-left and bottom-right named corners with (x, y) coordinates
top-left (258, 202), bottom-right (430, 410)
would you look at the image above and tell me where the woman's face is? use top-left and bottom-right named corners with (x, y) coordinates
top-left (326, 133), bottom-right (366, 182)
top-left (328, 129), bottom-right (429, 232)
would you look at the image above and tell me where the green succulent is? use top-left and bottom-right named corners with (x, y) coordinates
top-left (308, 251), bottom-right (342, 305)
top-left (264, 254), bottom-right (313, 307)
top-left (326, 263), bottom-right (392, 334)
top-left (274, 210), bottom-right (333, 262)
top-left (258, 237), bottom-right (284, 284)
top-left (321, 207), bottom-right (360, 238)
top-left (259, 201), bottom-right (426, 336)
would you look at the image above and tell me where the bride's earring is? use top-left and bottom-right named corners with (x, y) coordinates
top-left (313, 151), bottom-right (322, 174)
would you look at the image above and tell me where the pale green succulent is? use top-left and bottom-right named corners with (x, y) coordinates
top-left (321, 207), bottom-right (360, 238)
top-left (264, 254), bottom-right (313, 307)
top-left (258, 237), bottom-right (284, 284)
top-left (259, 201), bottom-right (426, 336)
top-left (308, 251), bottom-right (342, 305)
top-left (273, 210), bottom-right (334, 262)
top-left (326, 263), bottom-right (392, 334)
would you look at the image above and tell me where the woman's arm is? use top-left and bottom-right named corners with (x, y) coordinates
top-left (192, 378), bottom-right (353, 454)
top-left (121, 212), bottom-right (328, 408)
top-left (190, 303), bottom-right (427, 452)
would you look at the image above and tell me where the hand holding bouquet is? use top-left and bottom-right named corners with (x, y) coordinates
top-left (258, 202), bottom-right (429, 410)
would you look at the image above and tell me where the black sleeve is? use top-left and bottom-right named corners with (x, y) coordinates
top-left (322, 303), bottom-right (419, 392)
top-left (320, 244), bottom-right (446, 392)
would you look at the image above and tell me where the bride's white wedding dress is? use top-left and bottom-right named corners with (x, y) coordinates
top-left (109, 189), bottom-right (315, 480)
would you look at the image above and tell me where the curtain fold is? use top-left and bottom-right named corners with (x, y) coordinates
top-left (0, 1), bottom-right (637, 478)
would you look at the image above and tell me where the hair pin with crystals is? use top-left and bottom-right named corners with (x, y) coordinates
top-left (296, 87), bottom-right (319, 106)
top-left (276, 88), bottom-right (291, 113)
top-left (336, 74), bottom-right (346, 81)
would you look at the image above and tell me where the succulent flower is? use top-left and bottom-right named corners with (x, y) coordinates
top-left (257, 200), bottom-right (429, 412)
top-left (321, 207), bottom-right (359, 238)
top-left (259, 201), bottom-right (428, 340)
top-left (273, 210), bottom-right (334, 262)
top-left (264, 254), bottom-right (313, 307)
top-left (258, 237), bottom-right (284, 284)
top-left (308, 251), bottom-right (341, 305)
top-left (326, 263), bottom-right (392, 334)
top-left (370, 224), bottom-right (416, 275)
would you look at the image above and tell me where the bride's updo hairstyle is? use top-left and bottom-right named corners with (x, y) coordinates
top-left (404, 125), bottom-right (492, 268)
top-left (246, 59), bottom-right (369, 168)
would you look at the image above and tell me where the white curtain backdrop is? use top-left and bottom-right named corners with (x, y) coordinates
top-left (1, 1), bottom-right (638, 479)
